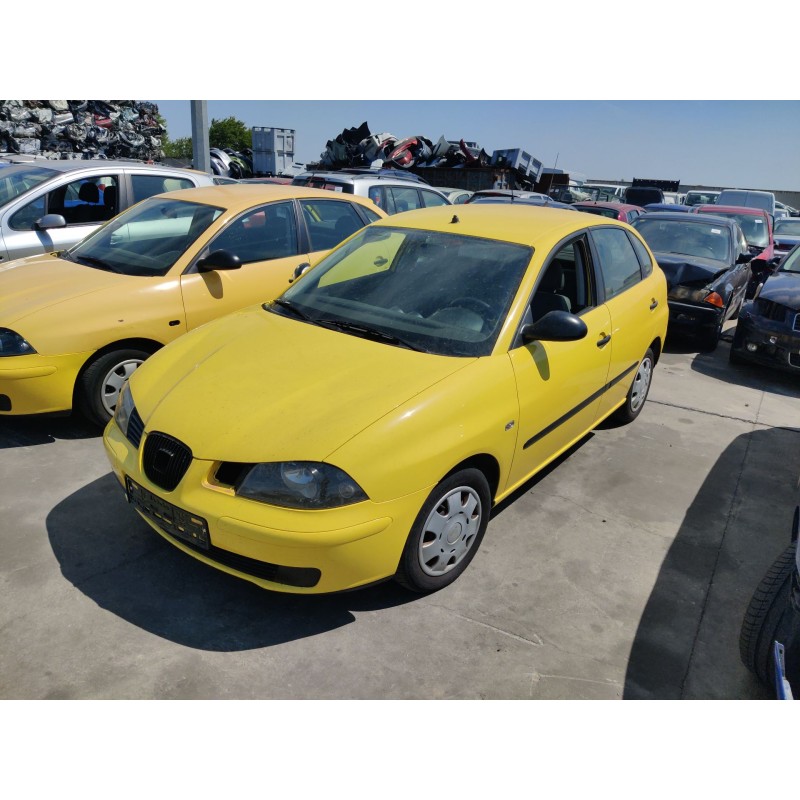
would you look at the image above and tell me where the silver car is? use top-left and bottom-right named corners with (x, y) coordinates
top-left (0, 157), bottom-right (214, 263)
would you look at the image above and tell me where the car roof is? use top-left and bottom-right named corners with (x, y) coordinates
top-left (369, 203), bottom-right (625, 248)
top-left (575, 201), bottom-right (642, 211)
top-left (638, 211), bottom-right (737, 227)
top-left (0, 158), bottom-right (209, 177)
top-left (155, 183), bottom-right (385, 213)
top-left (696, 204), bottom-right (768, 216)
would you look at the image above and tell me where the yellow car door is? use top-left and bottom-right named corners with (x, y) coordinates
top-left (505, 234), bottom-right (613, 493)
top-left (588, 226), bottom-right (665, 421)
top-left (180, 200), bottom-right (311, 330)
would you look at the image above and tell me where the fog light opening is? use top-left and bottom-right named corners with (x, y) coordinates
top-left (746, 343), bottom-right (758, 352)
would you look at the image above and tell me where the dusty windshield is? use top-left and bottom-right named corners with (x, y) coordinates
top-left (64, 197), bottom-right (223, 276)
top-left (634, 218), bottom-right (731, 263)
top-left (698, 211), bottom-right (769, 247)
top-left (0, 165), bottom-right (57, 209)
top-left (774, 219), bottom-right (800, 236)
top-left (274, 226), bottom-right (533, 357)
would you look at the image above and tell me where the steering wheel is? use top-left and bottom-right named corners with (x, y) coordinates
top-left (448, 297), bottom-right (493, 316)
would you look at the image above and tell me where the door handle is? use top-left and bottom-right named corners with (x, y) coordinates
top-left (649, 299), bottom-right (659, 310)
top-left (597, 334), bottom-right (611, 348)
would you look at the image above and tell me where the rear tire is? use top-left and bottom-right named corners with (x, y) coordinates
top-left (395, 468), bottom-right (491, 593)
top-left (610, 347), bottom-right (654, 425)
top-left (739, 541), bottom-right (797, 689)
top-left (77, 348), bottom-right (149, 427)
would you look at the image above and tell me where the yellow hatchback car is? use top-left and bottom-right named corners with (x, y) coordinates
top-left (0, 185), bottom-right (384, 425)
top-left (104, 205), bottom-right (668, 594)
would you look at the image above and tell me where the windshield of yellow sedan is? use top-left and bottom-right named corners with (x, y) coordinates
top-left (63, 197), bottom-right (224, 276)
top-left (275, 226), bottom-right (533, 357)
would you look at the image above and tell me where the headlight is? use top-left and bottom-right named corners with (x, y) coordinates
top-left (114, 382), bottom-right (134, 437)
top-left (0, 328), bottom-right (36, 357)
top-left (236, 462), bottom-right (368, 509)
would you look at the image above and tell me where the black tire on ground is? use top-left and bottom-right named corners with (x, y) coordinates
top-left (739, 541), bottom-right (797, 689)
top-left (698, 318), bottom-right (723, 352)
top-left (610, 347), bottom-right (655, 425)
top-left (395, 467), bottom-right (491, 594)
top-left (76, 348), bottom-right (150, 427)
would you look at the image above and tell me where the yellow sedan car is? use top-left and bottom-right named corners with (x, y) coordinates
top-left (0, 185), bottom-right (384, 425)
top-left (104, 204), bottom-right (668, 594)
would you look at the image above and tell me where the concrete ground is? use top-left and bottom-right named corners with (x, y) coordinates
top-left (1, 326), bottom-right (798, 700)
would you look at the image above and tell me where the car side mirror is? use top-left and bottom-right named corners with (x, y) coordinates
top-left (34, 214), bottom-right (67, 231)
top-left (736, 252), bottom-right (754, 264)
top-left (521, 310), bottom-right (588, 343)
top-left (288, 262), bottom-right (311, 283)
top-left (197, 249), bottom-right (242, 272)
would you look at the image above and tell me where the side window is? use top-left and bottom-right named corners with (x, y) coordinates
top-left (300, 199), bottom-right (366, 252)
top-left (627, 231), bottom-right (653, 276)
top-left (208, 201), bottom-right (298, 263)
top-left (591, 227), bottom-right (643, 300)
top-left (528, 237), bottom-right (594, 324)
top-left (9, 194), bottom-right (45, 231)
top-left (360, 205), bottom-right (382, 223)
top-left (389, 187), bottom-right (423, 214)
top-left (131, 174), bottom-right (194, 204)
top-left (16, 175), bottom-right (120, 229)
top-left (421, 189), bottom-right (448, 208)
top-left (367, 186), bottom-right (392, 214)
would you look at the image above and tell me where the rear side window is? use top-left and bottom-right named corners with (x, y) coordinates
top-left (421, 189), bottom-right (448, 208)
top-left (300, 199), bottom-right (366, 252)
top-left (389, 187), bottom-right (423, 214)
top-left (591, 227), bottom-right (643, 299)
top-left (131, 174), bottom-right (194, 204)
top-left (627, 231), bottom-right (653, 276)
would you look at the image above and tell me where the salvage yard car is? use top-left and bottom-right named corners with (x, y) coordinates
top-left (103, 204), bottom-right (668, 595)
top-left (574, 201), bottom-right (645, 224)
top-left (729, 243), bottom-right (800, 374)
top-left (0, 158), bottom-right (214, 263)
top-left (633, 212), bottom-right (752, 351)
top-left (0, 185), bottom-right (385, 425)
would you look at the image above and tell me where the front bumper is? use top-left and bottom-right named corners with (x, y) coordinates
top-left (0, 350), bottom-right (93, 415)
top-left (103, 419), bottom-right (432, 594)
top-left (666, 299), bottom-right (722, 336)
top-left (731, 313), bottom-right (800, 373)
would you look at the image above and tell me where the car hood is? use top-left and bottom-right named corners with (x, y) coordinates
top-left (654, 253), bottom-right (727, 289)
top-left (758, 272), bottom-right (800, 311)
top-left (131, 307), bottom-right (473, 463)
top-left (0, 253), bottom-right (122, 325)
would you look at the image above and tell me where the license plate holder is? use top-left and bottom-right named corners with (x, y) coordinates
top-left (125, 476), bottom-right (210, 550)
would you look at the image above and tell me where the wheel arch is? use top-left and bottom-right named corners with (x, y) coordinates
top-left (442, 453), bottom-right (502, 502)
top-left (649, 336), bottom-right (663, 364)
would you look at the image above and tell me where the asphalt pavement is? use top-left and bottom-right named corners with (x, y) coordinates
top-left (1, 325), bottom-right (798, 699)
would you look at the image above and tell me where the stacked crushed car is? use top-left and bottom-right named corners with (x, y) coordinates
top-left (0, 100), bottom-right (165, 162)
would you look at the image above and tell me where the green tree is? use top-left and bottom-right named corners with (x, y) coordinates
top-left (162, 136), bottom-right (193, 160)
top-left (209, 116), bottom-right (251, 151)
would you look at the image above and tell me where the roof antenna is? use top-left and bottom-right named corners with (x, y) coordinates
top-left (451, 214), bottom-right (459, 224)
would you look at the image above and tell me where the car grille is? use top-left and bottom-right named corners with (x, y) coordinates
top-left (126, 407), bottom-right (144, 449)
top-left (755, 299), bottom-right (789, 322)
top-left (794, 313), bottom-right (800, 332)
top-left (143, 432), bottom-right (192, 492)
top-left (789, 353), bottom-right (800, 368)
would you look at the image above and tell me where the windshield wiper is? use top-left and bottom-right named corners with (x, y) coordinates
top-left (74, 255), bottom-right (119, 273)
top-left (267, 298), bottom-right (318, 324)
top-left (320, 318), bottom-right (428, 352)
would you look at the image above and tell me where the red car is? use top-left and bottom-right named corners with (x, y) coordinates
top-left (574, 201), bottom-right (645, 224)
top-left (695, 204), bottom-right (776, 295)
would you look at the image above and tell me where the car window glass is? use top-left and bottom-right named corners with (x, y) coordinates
top-left (360, 206), bottom-right (382, 223)
top-left (8, 194), bottom-right (45, 230)
top-left (368, 186), bottom-right (391, 214)
top-left (421, 190), bottom-right (448, 208)
top-left (529, 238), bottom-right (594, 324)
top-left (389, 187), bottom-right (423, 214)
top-left (627, 232), bottom-right (654, 276)
top-left (209, 201), bottom-right (298, 263)
top-left (300, 199), bottom-right (366, 252)
top-left (131, 174), bottom-right (194, 204)
top-left (591, 227), bottom-right (643, 300)
top-left (11, 175), bottom-right (120, 229)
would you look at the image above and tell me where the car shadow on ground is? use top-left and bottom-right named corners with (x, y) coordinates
top-left (623, 425), bottom-right (800, 699)
top-left (0, 414), bottom-right (100, 449)
top-left (46, 472), bottom-right (416, 652)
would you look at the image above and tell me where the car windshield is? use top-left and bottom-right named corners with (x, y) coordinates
top-left (774, 219), bottom-right (800, 235)
top-left (684, 192), bottom-right (718, 206)
top-left (0, 165), bottom-right (57, 209)
top-left (634, 218), bottom-right (731, 262)
top-left (778, 247), bottom-right (800, 273)
top-left (580, 187), bottom-right (621, 202)
top-left (66, 196), bottom-right (224, 276)
top-left (274, 226), bottom-right (533, 357)
top-left (697, 211), bottom-right (769, 247)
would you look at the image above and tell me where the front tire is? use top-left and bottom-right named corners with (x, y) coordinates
top-left (77, 348), bottom-right (149, 427)
top-left (395, 468), bottom-right (491, 593)
top-left (610, 347), bottom-right (654, 425)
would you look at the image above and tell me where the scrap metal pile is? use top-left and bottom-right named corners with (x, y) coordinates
top-left (0, 100), bottom-right (164, 161)
top-left (314, 121), bottom-right (541, 188)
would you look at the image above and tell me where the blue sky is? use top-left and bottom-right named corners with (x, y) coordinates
top-left (154, 100), bottom-right (800, 191)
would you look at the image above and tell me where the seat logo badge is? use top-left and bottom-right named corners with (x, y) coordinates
top-left (505, 421), bottom-right (515, 431)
